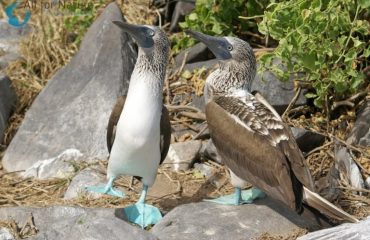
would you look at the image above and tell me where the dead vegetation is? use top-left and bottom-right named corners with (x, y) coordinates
top-left (0, 1), bottom-right (369, 239)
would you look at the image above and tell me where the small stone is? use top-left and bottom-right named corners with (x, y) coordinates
top-left (290, 127), bottom-right (325, 153)
top-left (148, 174), bottom-right (179, 199)
top-left (189, 93), bottom-right (206, 113)
top-left (21, 149), bottom-right (83, 179)
top-left (0, 75), bottom-right (17, 143)
top-left (0, 227), bottom-right (15, 240)
top-left (194, 163), bottom-right (215, 179)
top-left (64, 167), bottom-right (106, 200)
top-left (347, 100), bottom-right (370, 147)
top-left (0, 19), bottom-right (31, 55)
top-left (162, 140), bottom-right (202, 171)
top-left (297, 217), bottom-right (370, 240)
top-left (201, 139), bottom-right (222, 164)
top-left (152, 199), bottom-right (319, 240)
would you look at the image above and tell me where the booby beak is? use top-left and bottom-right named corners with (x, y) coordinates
top-left (186, 30), bottom-right (232, 60)
top-left (113, 21), bottom-right (154, 48)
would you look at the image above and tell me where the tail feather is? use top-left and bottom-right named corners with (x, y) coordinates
top-left (303, 186), bottom-right (359, 223)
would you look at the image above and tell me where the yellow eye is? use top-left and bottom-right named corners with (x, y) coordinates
top-left (227, 45), bottom-right (233, 51)
top-left (147, 29), bottom-right (155, 37)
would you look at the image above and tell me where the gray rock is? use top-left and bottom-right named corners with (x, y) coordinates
top-left (0, 228), bottom-right (15, 240)
top-left (175, 43), bottom-right (213, 68)
top-left (194, 163), bottom-right (215, 179)
top-left (201, 139), bottom-right (222, 164)
top-left (347, 100), bottom-right (370, 147)
top-left (64, 167), bottom-right (106, 199)
top-left (152, 199), bottom-right (320, 240)
top-left (0, 206), bottom-right (156, 240)
top-left (298, 217), bottom-right (370, 240)
top-left (21, 149), bottom-right (82, 179)
top-left (189, 93), bottom-right (206, 113)
top-left (182, 59), bottom-right (218, 72)
top-left (0, 19), bottom-right (30, 54)
top-left (290, 127), bottom-right (325, 153)
top-left (3, 3), bottom-right (136, 173)
top-left (162, 140), bottom-right (202, 171)
top-left (169, 1), bottom-right (195, 33)
top-left (0, 75), bottom-right (17, 143)
top-left (252, 60), bottom-right (306, 114)
top-left (0, 52), bottom-right (21, 70)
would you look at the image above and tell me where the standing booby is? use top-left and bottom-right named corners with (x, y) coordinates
top-left (86, 21), bottom-right (171, 228)
top-left (186, 30), bottom-right (358, 223)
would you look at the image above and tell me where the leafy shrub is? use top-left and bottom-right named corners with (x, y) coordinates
top-left (257, 0), bottom-right (370, 108)
top-left (172, 0), bottom-right (268, 53)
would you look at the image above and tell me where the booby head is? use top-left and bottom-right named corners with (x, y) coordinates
top-left (186, 30), bottom-right (256, 97)
top-left (113, 21), bottom-right (170, 55)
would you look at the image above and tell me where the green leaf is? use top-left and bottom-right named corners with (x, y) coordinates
top-left (359, 0), bottom-right (370, 9)
top-left (301, 52), bottom-right (317, 71)
top-left (305, 92), bottom-right (318, 98)
top-left (189, 13), bottom-right (198, 21)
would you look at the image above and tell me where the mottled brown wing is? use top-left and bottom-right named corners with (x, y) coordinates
top-left (107, 96), bottom-right (126, 153)
top-left (106, 96), bottom-right (171, 164)
top-left (159, 106), bottom-right (171, 164)
top-left (206, 95), bottom-right (309, 211)
top-left (253, 91), bottom-right (315, 191)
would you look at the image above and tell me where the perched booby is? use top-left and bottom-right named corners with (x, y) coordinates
top-left (87, 21), bottom-right (171, 228)
top-left (186, 30), bottom-right (358, 223)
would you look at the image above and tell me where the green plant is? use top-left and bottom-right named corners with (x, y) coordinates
top-left (173, 0), bottom-right (267, 53)
top-left (63, 0), bottom-right (105, 45)
top-left (256, 0), bottom-right (370, 108)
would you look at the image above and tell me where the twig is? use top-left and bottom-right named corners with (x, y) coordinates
top-left (305, 141), bottom-right (333, 157)
top-left (332, 91), bottom-right (368, 110)
top-left (165, 104), bottom-right (203, 113)
top-left (179, 111), bottom-right (206, 121)
top-left (338, 186), bottom-right (370, 194)
top-left (193, 123), bottom-right (208, 140)
top-left (282, 86), bottom-right (302, 119)
top-left (0, 170), bottom-right (25, 178)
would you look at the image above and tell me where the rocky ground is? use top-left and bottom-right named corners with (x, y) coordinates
top-left (0, 1), bottom-right (369, 240)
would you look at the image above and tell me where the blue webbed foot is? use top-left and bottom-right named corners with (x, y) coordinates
top-left (123, 184), bottom-right (162, 228)
top-left (204, 187), bottom-right (265, 205)
top-left (85, 177), bottom-right (125, 198)
top-left (124, 202), bottom-right (162, 228)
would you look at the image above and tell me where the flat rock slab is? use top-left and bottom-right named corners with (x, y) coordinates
top-left (0, 75), bottom-right (17, 142)
top-left (298, 217), bottom-right (370, 240)
top-left (3, 3), bottom-right (136, 173)
top-left (0, 206), bottom-right (156, 240)
top-left (152, 198), bottom-right (320, 240)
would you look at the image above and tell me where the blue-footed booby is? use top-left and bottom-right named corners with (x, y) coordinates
top-left (186, 30), bottom-right (358, 223)
top-left (86, 21), bottom-right (171, 228)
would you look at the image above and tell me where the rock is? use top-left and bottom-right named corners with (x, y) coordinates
top-left (297, 217), bottom-right (370, 240)
top-left (0, 206), bottom-right (156, 240)
top-left (21, 149), bottom-right (82, 179)
top-left (152, 198), bottom-right (320, 240)
top-left (366, 177), bottom-right (370, 189)
top-left (347, 100), bottom-right (370, 147)
top-left (148, 173), bottom-right (179, 199)
top-left (64, 167), bottom-right (106, 200)
top-left (189, 93), bottom-right (206, 113)
top-left (175, 43), bottom-right (214, 68)
top-left (252, 60), bottom-right (307, 115)
top-left (0, 52), bottom-right (21, 70)
top-left (169, 1), bottom-right (195, 33)
top-left (194, 163), bottom-right (215, 179)
top-left (0, 75), bottom-right (17, 143)
top-left (0, 228), bottom-right (15, 240)
top-left (290, 127), bottom-right (325, 153)
top-left (201, 139), bottom-right (222, 164)
top-left (162, 140), bottom-right (202, 171)
top-left (182, 59), bottom-right (218, 73)
top-left (0, 19), bottom-right (31, 54)
top-left (2, 3), bottom-right (137, 173)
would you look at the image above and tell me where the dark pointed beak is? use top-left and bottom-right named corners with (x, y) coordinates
top-left (113, 21), bottom-right (154, 48)
top-left (185, 30), bottom-right (232, 60)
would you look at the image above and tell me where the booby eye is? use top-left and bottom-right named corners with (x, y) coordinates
top-left (227, 45), bottom-right (233, 51)
top-left (147, 29), bottom-right (155, 37)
